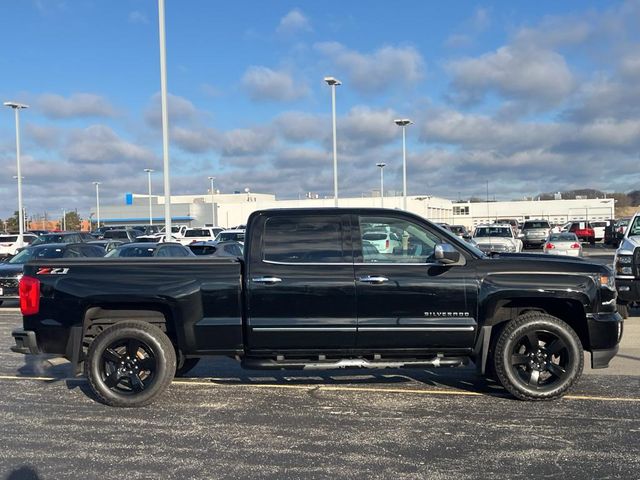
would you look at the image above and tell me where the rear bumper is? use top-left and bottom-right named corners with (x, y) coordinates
top-left (586, 312), bottom-right (623, 368)
top-left (11, 329), bottom-right (40, 355)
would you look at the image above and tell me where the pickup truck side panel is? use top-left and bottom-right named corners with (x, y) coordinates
top-left (22, 258), bottom-right (243, 355)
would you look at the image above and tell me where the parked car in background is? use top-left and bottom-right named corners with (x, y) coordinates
top-left (87, 239), bottom-right (125, 253)
top-left (159, 225), bottom-right (188, 239)
top-left (449, 225), bottom-right (471, 240)
top-left (188, 240), bottom-right (244, 257)
top-left (361, 229), bottom-right (401, 254)
top-left (496, 218), bottom-right (520, 236)
top-left (27, 230), bottom-right (49, 236)
top-left (472, 224), bottom-right (523, 254)
top-left (102, 229), bottom-right (139, 243)
top-left (520, 220), bottom-right (551, 248)
top-left (105, 242), bottom-right (195, 258)
top-left (0, 242), bottom-right (105, 306)
top-left (613, 218), bottom-right (631, 247)
top-left (215, 229), bottom-right (246, 244)
top-left (0, 234), bottom-right (38, 258)
top-left (603, 219), bottom-right (618, 246)
top-left (131, 225), bottom-right (162, 236)
top-left (179, 227), bottom-right (221, 245)
top-left (590, 221), bottom-right (607, 242)
top-left (543, 232), bottom-right (583, 257)
top-left (563, 221), bottom-right (596, 244)
top-left (31, 232), bottom-right (88, 246)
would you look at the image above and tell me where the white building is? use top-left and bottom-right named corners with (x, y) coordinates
top-left (451, 198), bottom-right (615, 228)
top-left (92, 191), bottom-right (615, 229)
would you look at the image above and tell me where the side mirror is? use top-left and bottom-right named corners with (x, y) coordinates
top-left (434, 243), bottom-right (460, 265)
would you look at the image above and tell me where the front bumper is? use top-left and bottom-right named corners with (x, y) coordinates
top-left (586, 312), bottom-right (623, 368)
top-left (615, 278), bottom-right (640, 303)
top-left (11, 329), bottom-right (40, 355)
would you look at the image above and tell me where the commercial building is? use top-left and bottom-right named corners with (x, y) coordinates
top-left (91, 191), bottom-right (615, 230)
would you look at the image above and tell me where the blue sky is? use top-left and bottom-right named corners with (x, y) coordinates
top-left (0, 0), bottom-right (638, 219)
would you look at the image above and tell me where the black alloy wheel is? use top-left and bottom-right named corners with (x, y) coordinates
top-left (494, 313), bottom-right (583, 400)
top-left (87, 320), bottom-right (176, 407)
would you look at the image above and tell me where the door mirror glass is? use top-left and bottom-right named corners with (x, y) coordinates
top-left (434, 243), bottom-right (460, 264)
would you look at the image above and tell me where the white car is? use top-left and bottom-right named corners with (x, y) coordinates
top-left (543, 232), bottom-right (583, 257)
top-left (361, 230), bottom-right (401, 254)
top-left (0, 234), bottom-right (38, 257)
top-left (159, 225), bottom-right (188, 239)
top-left (590, 221), bottom-right (607, 242)
top-left (473, 224), bottom-right (523, 254)
top-left (179, 227), bottom-right (224, 246)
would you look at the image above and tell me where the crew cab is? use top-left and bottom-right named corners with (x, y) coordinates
top-left (563, 221), bottom-right (596, 245)
top-left (12, 208), bottom-right (622, 407)
top-left (613, 213), bottom-right (640, 318)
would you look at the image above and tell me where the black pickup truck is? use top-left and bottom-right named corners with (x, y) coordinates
top-left (12, 208), bottom-right (622, 407)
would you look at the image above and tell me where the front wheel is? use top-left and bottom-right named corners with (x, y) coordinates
top-left (86, 321), bottom-right (176, 407)
top-left (493, 313), bottom-right (583, 401)
top-left (617, 303), bottom-right (629, 319)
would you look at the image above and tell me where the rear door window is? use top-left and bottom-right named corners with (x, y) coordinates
top-left (263, 215), bottom-right (346, 263)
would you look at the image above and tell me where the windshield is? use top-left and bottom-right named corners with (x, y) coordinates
top-left (104, 231), bottom-right (130, 239)
top-left (627, 217), bottom-right (640, 237)
top-left (106, 246), bottom-right (156, 257)
top-left (523, 221), bottom-right (550, 229)
top-left (31, 234), bottom-right (67, 245)
top-left (549, 233), bottom-right (578, 242)
top-left (185, 229), bottom-right (212, 237)
top-left (0, 236), bottom-right (18, 243)
top-left (474, 227), bottom-right (512, 238)
top-left (9, 246), bottom-right (65, 264)
top-left (216, 232), bottom-right (245, 242)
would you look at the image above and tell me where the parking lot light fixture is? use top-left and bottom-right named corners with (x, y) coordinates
top-left (93, 182), bottom-right (101, 229)
top-left (208, 176), bottom-right (216, 226)
top-left (144, 169), bottom-right (154, 225)
top-left (4, 101), bottom-right (28, 248)
top-left (324, 76), bottom-right (341, 207)
top-left (394, 118), bottom-right (413, 211)
top-left (376, 163), bottom-right (386, 207)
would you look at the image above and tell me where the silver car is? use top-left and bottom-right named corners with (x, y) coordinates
top-left (543, 232), bottom-right (583, 257)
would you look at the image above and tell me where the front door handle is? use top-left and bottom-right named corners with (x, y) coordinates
top-left (358, 276), bottom-right (389, 284)
top-left (252, 277), bottom-right (283, 284)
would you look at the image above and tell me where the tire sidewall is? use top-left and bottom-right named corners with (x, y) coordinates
top-left (497, 316), bottom-right (583, 399)
top-left (87, 324), bottom-right (175, 407)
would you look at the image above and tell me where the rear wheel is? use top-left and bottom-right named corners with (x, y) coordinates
top-left (493, 313), bottom-right (583, 401)
top-left (86, 320), bottom-right (176, 407)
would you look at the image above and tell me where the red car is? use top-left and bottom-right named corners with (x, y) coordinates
top-left (565, 221), bottom-right (595, 244)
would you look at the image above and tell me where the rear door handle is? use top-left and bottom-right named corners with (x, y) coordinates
top-left (252, 277), bottom-right (282, 284)
top-left (358, 276), bottom-right (389, 284)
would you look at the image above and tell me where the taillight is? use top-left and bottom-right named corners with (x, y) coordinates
top-left (385, 239), bottom-right (389, 249)
top-left (19, 276), bottom-right (40, 316)
top-left (546, 243), bottom-right (554, 249)
top-left (570, 243), bottom-right (580, 249)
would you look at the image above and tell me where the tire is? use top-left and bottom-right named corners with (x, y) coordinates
top-left (86, 320), bottom-right (176, 407)
top-left (175, 356), bottom-right (200, 377)
top-left (617, 303), bottom-right (629, 319)
top-left (493, 312), bottom-right (584, 401)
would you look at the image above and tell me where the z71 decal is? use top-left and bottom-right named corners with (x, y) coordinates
top-left (37, 267), bottom-right (70, 275)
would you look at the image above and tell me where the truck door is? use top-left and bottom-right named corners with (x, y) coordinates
top-left (246, 213), bottom-right (356, 350)
top-left (354, 213), bottom-right (477, 350)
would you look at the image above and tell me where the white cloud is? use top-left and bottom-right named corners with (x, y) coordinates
top-left (241, 66), bottom-right (309, 102)
top-left (37, 93), bottom-right (116, 119)
top-left (276, 9), bottom-right (312, 36)
top-left (274, 111), bottom-right (327, 143)
top-left (144, 93), bottom-right (200, 127)
top-left (128, 11), bottom-right (148, 24)
top-left (65, 125), bottom-right (156, 164)
top-left (447, 45), bottom-right (574, 106)
top-left (315, 42), bottom-right (425, 94)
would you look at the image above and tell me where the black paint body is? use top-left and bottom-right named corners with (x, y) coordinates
top-left (15, 208), bottom-right (622, 370)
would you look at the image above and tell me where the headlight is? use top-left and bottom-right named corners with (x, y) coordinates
top-left (599, 274), bottom-right (616, 290)
top-left (615, 255), bottom-right (634, 275)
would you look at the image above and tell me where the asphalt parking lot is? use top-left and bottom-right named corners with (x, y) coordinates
top-left (1, 246), bottom-right (638, 480)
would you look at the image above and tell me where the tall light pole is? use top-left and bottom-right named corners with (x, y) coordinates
top-left (394, 118), bottom-right (413, 211)
top-left (4, 101), bottom-right (28, 247)
top-left (144, 169), bottom-right (154, 225)
top-left (93, 182), bottom-right (101, 229)
top-left (157, 0), bottom-right (172, 237)
top-left (62, 208), bottom-right (66, 231)
top-left (208, 176), bottom-right (216, 226)
top-left (376, 162), bottom-right (386, 207)
top-left (324, 76), bottom-right (341, 207)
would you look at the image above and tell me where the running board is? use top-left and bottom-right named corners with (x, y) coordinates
top-left (241, 356), bottom-right (468, 370)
